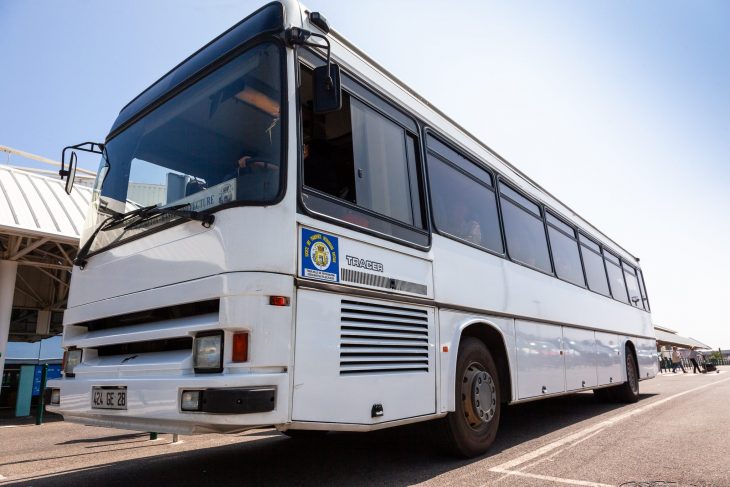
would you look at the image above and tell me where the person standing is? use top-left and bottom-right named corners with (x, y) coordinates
top-left (671, 346), bottom-right (686, 373)
top-left (689, 348), bottom-right (702, 374)
top-left (660, 348), bottom-right (672, 373)
top-left (696, 352), bottom-right (707, 373)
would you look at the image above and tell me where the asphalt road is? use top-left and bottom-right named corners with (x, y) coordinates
top-left (1, 368), bottom-right (728, 487)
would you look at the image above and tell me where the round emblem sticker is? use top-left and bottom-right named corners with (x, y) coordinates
top-left (311, 241), bottom-right (331, 270)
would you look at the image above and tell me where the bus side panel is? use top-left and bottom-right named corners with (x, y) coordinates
top-left (563, 327), bottom-right (598, 391)
top-left (595, 332), bottom-right (622, 386)
top-left (292, 289), bottom-right (436, 424)
top-left (636, 337), bottom-right (659, 380)
top-left (515, 320), bottom-right (565, 399)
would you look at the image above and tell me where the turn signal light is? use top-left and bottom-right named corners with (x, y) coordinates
top-left (269, 296), bottom-right (290, 306)
top-left (232, 332), bottom-right (249, 363)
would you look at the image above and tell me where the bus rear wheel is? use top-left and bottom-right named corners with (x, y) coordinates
top-left (593, 348), bottom-right (639, 403)
top-left (613, 349), bottom-right (640, 403)
top-left (438, 337), bottom-right (501, 458)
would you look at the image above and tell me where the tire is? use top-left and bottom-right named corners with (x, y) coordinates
top-left (436, 337), bottom-right (501, 458)
top-left (613, 348), bottom-right (640, 403)
top-left (593, 348), bottom-right (639, 404)
top-left (280, 429), bottom-right (328, 439)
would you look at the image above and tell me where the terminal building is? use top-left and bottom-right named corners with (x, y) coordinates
top-left (0, 157), bottom-right (92, 416)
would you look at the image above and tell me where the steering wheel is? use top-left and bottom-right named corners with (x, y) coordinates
top-left (238, 157), bottom-right (279, 174)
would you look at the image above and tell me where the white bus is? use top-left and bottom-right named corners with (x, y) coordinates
top-left (49, 0), bottom-right (657, 457)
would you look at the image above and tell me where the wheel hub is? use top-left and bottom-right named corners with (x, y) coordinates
top-left (461, 363), bottom-right (496, 428)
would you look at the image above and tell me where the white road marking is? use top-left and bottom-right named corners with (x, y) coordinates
top-left (489, 468), bottom-right (613, 486)
top-left (487, 376), bottom-right (730, 485)
top-left (520, 427), bottom-right (606, 472)
top-left (490, 429), bottom-right (607, 485)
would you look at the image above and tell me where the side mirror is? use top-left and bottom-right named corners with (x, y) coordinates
top-left (313, 64), bottom-right (342, 114)
top-left (59, 141), bottom-right (104, 194)
top-left (64, 152), bottom-right (78, 194)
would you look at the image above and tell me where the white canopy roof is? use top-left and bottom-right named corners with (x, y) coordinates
top-left (0, 165), bottom-right (92, 243)
top-left (654, 327), bottom-right (712, 349)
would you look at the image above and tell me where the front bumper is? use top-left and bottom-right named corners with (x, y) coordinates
top-left (47, 371), bottom-right (289, 435)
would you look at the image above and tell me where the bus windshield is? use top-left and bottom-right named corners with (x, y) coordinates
top-left (86, 42), bottom-right (283, 254)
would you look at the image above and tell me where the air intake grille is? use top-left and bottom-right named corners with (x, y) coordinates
top-left (341, 268), bottom-right (428, 295)
top-left (339, 299), bottom-right (429, 375)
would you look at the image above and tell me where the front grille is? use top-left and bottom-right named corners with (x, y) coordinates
top-left (76, 299), bottom-right (219, 332)
top-left (339, 299), bottom-right (429, 375)
top-left (94, 337), bottom-right (192, 357)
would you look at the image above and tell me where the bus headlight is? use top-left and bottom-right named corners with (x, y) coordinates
top-left (193, 331), bottom-right (223, 373)
top-left (64, 349), bottom-right (82, 376)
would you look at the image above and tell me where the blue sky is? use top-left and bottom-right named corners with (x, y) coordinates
top-left (1, 1), bottom-right (728, 347)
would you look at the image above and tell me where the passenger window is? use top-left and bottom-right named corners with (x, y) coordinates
top-left (581, 238), bottom-right (610, 296)
top-left (350, 98), bottom-right (416, 225)
top-left (299, 66), bottom-right (425, 242)
top-left (547, 225), bottom-right (585, 287)
top-left (637, 269), bottom-right (650, 311)
top-left (604, 252), bottom-right (629, 303)
top-left (622, 263), bottom-right (643, 308)
top-left (500, 184), bottom-right (551, 273)
top-left (427, 151), bottom-right (503, 253)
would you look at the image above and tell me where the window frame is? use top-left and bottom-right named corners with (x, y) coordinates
top-left (296, 49), bottom-right (430, 249)
top-left (545, 210), bottom-right (587, 289)
top-left (603, 249), bottom-right (630, 304)
top-left (497, 178), bottom-right (554, 276)
top-left (637, 268), bottom-right (651, 311)
top-left (424, 131), bottom-right (504, 257)
top-left (578, 232), bottom-right (612, 297)
top-left (622, 261), bottom-right (645, 309)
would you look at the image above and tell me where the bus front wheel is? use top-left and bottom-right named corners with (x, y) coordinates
top-left (438, 337), bottom-right (501, 458)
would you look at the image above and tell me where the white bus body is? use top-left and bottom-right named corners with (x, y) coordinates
top-left (49, 0), bottom-right (657, 457)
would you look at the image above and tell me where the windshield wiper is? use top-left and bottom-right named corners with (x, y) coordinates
top-left (121, 204), bottom-right (215, 231)
top-left (74, 204), bottom-right (158, 268)
top-left (73, 204), bottom-right (214, 268)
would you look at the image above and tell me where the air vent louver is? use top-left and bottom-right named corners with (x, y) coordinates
top-left (339, 299), bottom-right (429, 375)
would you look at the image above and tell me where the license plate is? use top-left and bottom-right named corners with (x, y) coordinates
top-left (91, 386), bottom-right (127, 410)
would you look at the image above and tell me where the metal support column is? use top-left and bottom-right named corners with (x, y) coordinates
top-left (0, 260), bottom-right (19, 398)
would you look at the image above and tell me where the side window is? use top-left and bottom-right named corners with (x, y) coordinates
top-left (580, 234), bottom-right (610, 296)
top-left (623, 262), bottom-right (643, 309)
top-left (604, 251), bottom-right (629, 303)
top-left (499, 183), bottom-right (551, 273)
top-left (426, 137), bottom-right (503, 253)
top-left (350, 98), bottom-right (419, 226)
top-left (299, 65), bottom-right (426, 245)
top-left (637, 268), bottom-right (650, 311)
top-left (546, 213), bottom-right (585, 287)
